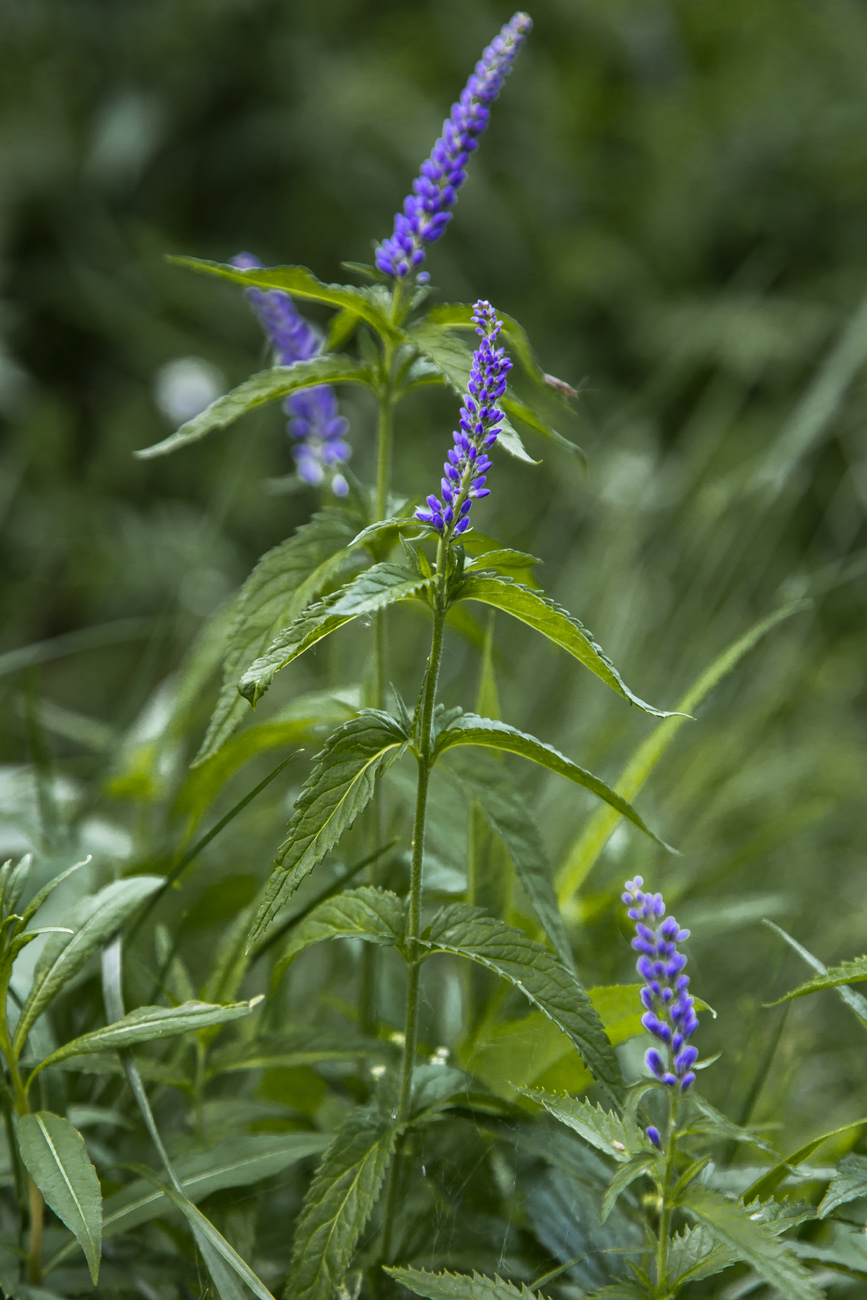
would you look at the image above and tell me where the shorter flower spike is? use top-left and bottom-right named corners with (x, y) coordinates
top-left (623, 876), bottom-right (699, 1093)
top-left (232, 253), bottom-right (350, 495)
top-left (416, 300), bottom-right (512, 540)
top-left (376, 13), bottom-right (532, 281)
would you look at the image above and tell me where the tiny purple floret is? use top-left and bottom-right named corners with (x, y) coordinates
top-left (416, 300), bottom-right (512, 539)
top-left (376, 13), bottom-right (532, 281)
top-left (232, 253), bottom-right (350, 495)
top-left (623, 877), bottom-right (699, 1095)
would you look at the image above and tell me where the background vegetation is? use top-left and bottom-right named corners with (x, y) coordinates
top-left (1, 0), bottom-right (866, 1293)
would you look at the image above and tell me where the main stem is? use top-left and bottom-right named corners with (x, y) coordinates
top-left (655, 1089), bottom-right (681, 1296)
top-left (0, 963), bottom-right (41, 1284)
top-left (382, 538), bottom-right (447, 1259)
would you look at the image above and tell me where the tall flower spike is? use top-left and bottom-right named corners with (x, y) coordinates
top-left (232, 253), bottom-right (350, 495)
top-left (416, 300), bottom-right (512, 540)
top-left (376, 12), bottom-right (532, 281)
top-left (623, 877), bottom-right (699, 1096)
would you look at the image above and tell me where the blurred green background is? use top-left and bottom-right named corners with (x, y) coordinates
top-left (2, 0), bottom-right (866, 1147)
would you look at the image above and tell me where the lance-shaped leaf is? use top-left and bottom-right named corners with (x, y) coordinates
top-left (742, 1117), bottom-right (867, 1204)
top-left (435, 714), bottom-right (665, 848)
top-left (446, 758), bottom-right (574, 971)
top-left (420, 904), bottom-right (622, 1104)
top-left (819, 1154), bottom-right (867, 1218)
top-left (681, 1187), bottom-right (823, 1300)
top-left (18, 855), bottom-right (89, 929)
top-left (386, 1268), bottom-right (541, 1300)
top-left (248, 712), bottom-right (408, 949)
top-left (239, 563), bottom-right (430, 708)
top-left (285, 1102), bottom-right (398, 1300)
top-left (601, 1152), bottom-right (658, 1222)
top-left (273, 887), bottom-right (406, 982)
top-left (771, 954), bottom-right (867, 1003)
top-left (136, 356), bottom-right (373, 459)
top-left (524, 1091), bottom-right (641, 1163)
top-left (14, 875), bottom-right (163, 1054)
top-left (208, 1030), bottom-right (385, 1078)
top-left (17, 1111), bottom-right (102, 1283)
top-left (764, 920), bottom-right (867, 1027)
top-left (30, 999), bottom-right (261, 1080)
top-left (195, 509), bottom-right (361, 764)
top-left (167, 255), bottom-right (399, 338)
top-left (424, 303), bottom-right (569, 401)
top-left (454, 574), bottom-right (673, 717)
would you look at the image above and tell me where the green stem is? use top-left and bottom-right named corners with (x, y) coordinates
top-left (27, 1176), bottom-right (43, 1285)
top-left (1, 962), bottom-right (40, 1282)
top-left (655, 1089), bottom-right (681, 1296)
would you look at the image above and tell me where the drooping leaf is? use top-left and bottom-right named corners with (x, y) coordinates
top-left (423, 303), bottom-right (555, 394)
top-left (135, 356), bottom-right (373, 459)
top-left (386, 1267), bottom-right (541, 1300)
top-left (285, 1102), bottom-right (397, 1300)
top-left (194, 509), bottom-right (361, 763)
top-left (421, 904), bottom-right (622, 1104)
top-left (17, 1112), bottom-right (102, 1284)
top-left (447, 758), bottom-right (574, 970)
top-left (689, 1093), bottom-right (784, 1161)
top-left (30, 999), bottom-right (261, 1079)
top-left (557, 601), bottom-right (807, 903)
top-left (167, 255), bottom-right (399, 338)
top-left (239, 563), bottom-right (430, 708)
top-left (435, 713), bottom-right (666, 847)
top-left (681, 1187), bottom-right (823, 1300)
top-left (273, 886), bottom-right (406, 982)
top-left (14, 876), bottom-right (163, 1054)
top-left (454, 574), bottom-right (672, 716)
top-left (764, 920), bottom-right (867, 1027)
top-left (601, 1152), bottom-right (658, 1222)
top-left (248, 712), bottom-right (408, 949)
top-left (819, 1154), bottom-right (867, 1218)
top-left (742, 1118), bottom-right (867, 1204)
top-left (524, 1091), bottom-right (639, 1163)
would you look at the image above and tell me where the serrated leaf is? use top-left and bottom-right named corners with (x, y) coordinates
top-left (167, 255), bottom-right (399, 338)
top-left (135, 355), bottom-right (372, 459)
top-left (249, 712), bottom-right (408, 949)
top-left (285, 1103), bottom-right (397, 1300)
top-left (421, 904), bottom-right (622, 1104)
top-left (423, 304), bottom-right (561, 398)
top-left (819, 1154), bottom-right (867, 1217)
top-left (764, 919), bottom-right (867, 1027)
top-left (601, 1152), bottom-right (657, 1221)
top-left (239, 563), bottom-right (429, 708)
top-left (689, 1093), bottom-right (783, 1161)
top-left (557, 601), bottom-right (807, 904)
top-left (273, 886), bottom-right (406, 981)
top-left (14, 876), bottom-right (163, 1054)
top-left (17, 1112), bottom-right (102, 1283)
top-left (454, 575), bottom-right (672, 717)
top-left (447, 759), bottom-right (574, 970)
top-left (666, 1222), bottom-right (738, 1288)
top-left (30, 999), bottom-right (259, 1079)
top-left (772, 953), bottom-right (867, 1002)
top-left (743, 1117), bottom-right (867, 1204)
top-left (195, 509), bottom-right (360, 763)
top-left (524, 1091), bottom-right (638, 1163)
top-left (436, 714), bottom-right (664, 847)
top-left (386, 1267), bottom-right (540, 1300)
top-left (681, 1187), bottom-right (823, 1300)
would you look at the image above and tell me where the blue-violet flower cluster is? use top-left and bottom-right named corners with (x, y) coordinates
top-left (416, 300), bottom-right (512, 538)
top-left (376, 12), bottom-right (532, 281)
top-left (623, 877), bottom-right (699, 1097)
top-left (232, 253), bottom-right (350, 495)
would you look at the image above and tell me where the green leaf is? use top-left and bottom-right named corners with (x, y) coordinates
top-left (666, 1223), bottom-right (738, 1288)
top-left (524, 1091), bottom-right (639, 1162)
top-left (819, 1154), bottom-right (867, 1217)
top-left (455, 574), bottom-right (672, 716)
top-left (135, 355), bottom-right (372, 459)
top-left (167, 255), bottom-right (399, 338)
top-left (285, 1102), bottom-right (397, 1300)
top-left (689, 1093), bottom-right (783, 1161)
top-left (17, 1112), bottom-right (102, 1284)
top-left (556, 601), bottom-right (807, 904)
top-left (30, 999), bottom-right (260, 1079)
top-left (386, 1267), bottom-right (540, 1300)
top-left (771, 954), bottom-right (867, 1002)
top-left (208, 1030), bottom-right (384, 1078)
top-left (14, 876), bottom-right (163, 1054)
top-left (18, 856), bottom-right (89, 929)
top-left (239, 563), bottom-right (429, 708)
top-left (681, 1187), bottom-right (823, 1300)
top-left (406, 322), bottom-right (536, 464)
top-left (423, 304), bottom-right (563, 399)
top-left (583, 1285), bottom-right (653, 1300)
top-left (273, 887), bottom-right (406, 982)
top-left (601, 1152), bottom-right (657, 1222)
top-left (194, 509), bottom-right (361, 763)
top-left (742, 1118), bottom-right (867, 1204)
top-left (248, 712), bottom-right (408, 949)
top-left (435, 713), bottom-right (666, 848)
top-left (421, 904), bottom-right (623, 1104)
top-left (764, 920), bottom-right (867, 1027)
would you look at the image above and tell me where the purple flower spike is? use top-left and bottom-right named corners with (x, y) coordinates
top-left (232, 253), bottom-right (350, 496)
top-left (376, 13), bottom-right (532, 281)
top-left (416, 301), bottom-right (512, 539)
top-left (624, 877), bottom-right (699, 1094)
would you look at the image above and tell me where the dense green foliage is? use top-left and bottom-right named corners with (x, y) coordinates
top-left (1, 1), bottom-right (866, 1297)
